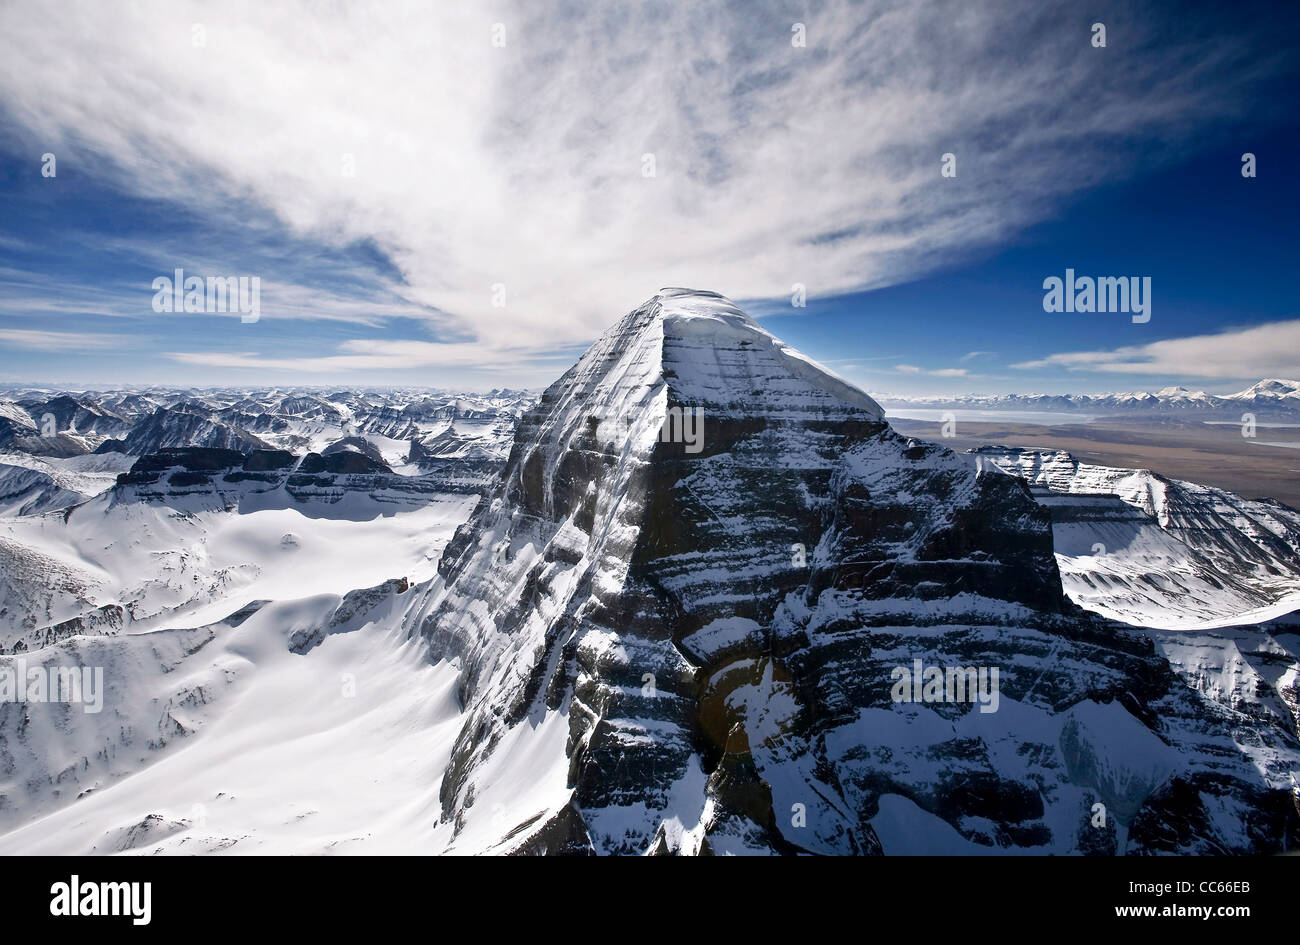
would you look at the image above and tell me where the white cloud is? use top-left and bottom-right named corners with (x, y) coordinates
top-left (0, 328), bottom-right (121, 350)
top-left (0, 271), bottom-right (417, 327)
top-left (895, 363), bottom-right (968, 377)
top-left (0, 0), bottom-right (1272, 369)
top-left (166, 338), bottom-right (573, 373)
top-left (1013, 319), bottom-right (1300, 379)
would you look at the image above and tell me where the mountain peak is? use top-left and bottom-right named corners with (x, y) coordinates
top-left (605, 289), bottom-right (884, 420)
top-left (1226, 378), bottom-right (1300, 401)
top-left (411, 288), bottom-right (1300, 856)
top-left (1154, 385), bottom-right (1208, 400)
top-left (651, 286), bottom-right (752, 322)
top-left (1251, 378), bottom-right (1300, 391)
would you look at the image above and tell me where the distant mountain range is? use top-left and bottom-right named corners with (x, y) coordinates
top-left (0, 387), bottom-right (535, 522)
top-left (877, 379), bottom-right (1300, 419)
top-left (0, 386), bottom-right (534, 455)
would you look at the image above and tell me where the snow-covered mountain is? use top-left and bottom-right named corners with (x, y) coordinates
top-left (17, 394), bottom-right (132, 437)
top-left (0, 386), bottom-right (535, 463)
top-left (0, 426), bottom-right (488, 846)
top-left (0, 472), bottom-right (463, 654)
top-left (0, 400), bottom-right (38, 447)
top-left (0, 383), bottom-right (533, 664)
top-left (878, 378), bottom-right (1300, 419)
top-left (1224, 378), bottom-right (1300, 406)
top-left (0, 446), bottom-right (136, 516)
top-left (976, 447), bottom-right (1300, 629)
top-left (118, 405), bottom-right (272, 456)
top-left (0, 293), bottom-right (1296, 856)
top-left (404, 289), bottom-right (1298, 854)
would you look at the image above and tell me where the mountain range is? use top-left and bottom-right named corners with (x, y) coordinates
top-left (0, 291), bottom-right (1296, 855)
top-left (878, 379), bottom-right (1300, 419)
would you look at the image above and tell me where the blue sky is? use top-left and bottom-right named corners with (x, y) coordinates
top-left (769, 121), bottom-right (1300, 397)
top-left (0, 0), bottom-right (1296, 395)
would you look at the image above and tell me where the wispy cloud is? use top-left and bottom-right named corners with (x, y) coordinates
top-left (0, 328), bottom-right (122, 350)
top-left (895, 364), bottom-right (969, 377)
top-left (1013, 319), bottom-right (1300, 379)
top-left (167, 338), bottom-right (582, 373)
top-left (0, 270), bottom-right (441, 329)
top-left (0, 0), bottom-right (1276, 372)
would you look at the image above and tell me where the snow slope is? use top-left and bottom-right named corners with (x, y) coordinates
top-left (977, 447), bottom-right (1300, 629)
top-left (0, 476), bottom-right (477, 652)
top-left (0, 584), bottom-right (471, 853)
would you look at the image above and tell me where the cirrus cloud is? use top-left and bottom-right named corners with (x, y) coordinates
top-left (0, 328), bottom-right (122, 351)
top-left (1013, 319), bottom-right (1300, 380)
top-left (0, 0), bottom-right (1285, 370)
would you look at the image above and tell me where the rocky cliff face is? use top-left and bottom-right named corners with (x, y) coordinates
top-left (120, 406), bottom-right (272, 456)
top-left (410, 290), bottom-right (1300, 855)
top-left (111, 446), bottom-right (457, 510)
